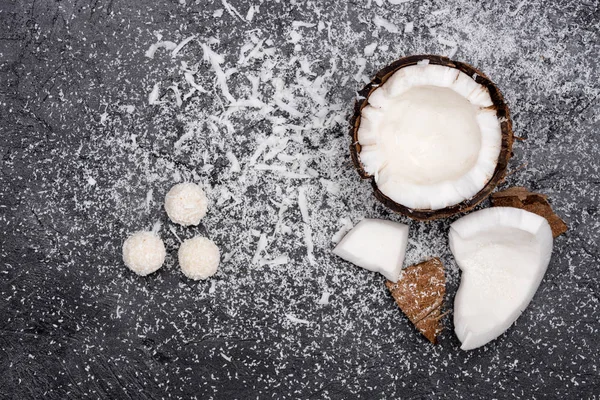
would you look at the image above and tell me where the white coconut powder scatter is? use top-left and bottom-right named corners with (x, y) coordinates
top-left (18, 0), bottom-right (594, 397)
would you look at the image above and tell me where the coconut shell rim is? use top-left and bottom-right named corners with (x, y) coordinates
top-left (349, 54), bottom-right (514, 221)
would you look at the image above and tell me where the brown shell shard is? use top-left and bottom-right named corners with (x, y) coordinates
top-left (491, 187), bottom-right (568, 238)
top-left (385, 258), bottom-right (446, 344)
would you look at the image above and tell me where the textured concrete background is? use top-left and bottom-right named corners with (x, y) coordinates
top-left (1, 0), bottom-right (599, 399)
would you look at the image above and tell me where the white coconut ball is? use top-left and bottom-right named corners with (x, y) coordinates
top-left (178, 236), bottom-right (220, 280)
top-left (164, 183), bottom-right (208, 226)
top-left (122, 231), bottom-right (166, 276)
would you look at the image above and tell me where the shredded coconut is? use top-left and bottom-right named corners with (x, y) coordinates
top-left (364, 42), bottom-right (378, 57)
top-left (145, 40), bottom-right (177, 59)
top-left (221, 0), bottom-right (244, 20)
top-left (201, 43), bottom-right (236, 103)
top-left (171, 35), bottom-right (196, 58)
top-left (226, 151), bottom-right (241, 173)
top-left (285, 314), bottom-right (310, 325)
top-left (297, 186), bottom-right (310, 224)
top-left (318, 291), bottom-right (331, 305)
top-left (373, 16), bottom-right (400, 33)
top-left (245, 5), bottom-right (256, 21)
top-left (252, 233), bottom-right (268, 264)
top-left (148, 83), bottom-right (160, 105)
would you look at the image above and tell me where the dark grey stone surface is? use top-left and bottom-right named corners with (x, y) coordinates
top-left (1, 0), bottom-right (599, 399)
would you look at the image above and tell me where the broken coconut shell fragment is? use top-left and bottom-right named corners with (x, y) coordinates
top-left (490, 186), bottom-right (568, 238)
top-left (350, 55), bottom-right (514, 221)
top-left (385, 258), bottom-right (446, 344)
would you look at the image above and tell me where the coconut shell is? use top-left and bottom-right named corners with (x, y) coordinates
top-left (350, 55), bottom-right (514, 221)
top-left (385, 258), bottom-right (446, 344)
top-left (490, 187), bottom-right (568, 238)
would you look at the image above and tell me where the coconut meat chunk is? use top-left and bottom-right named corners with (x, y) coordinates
top-left (357, 63), bottom-right (502, 210)
top-left (449, 207), bottom-right (553, 351)
top-left (333, 218), bottom-right (409, 282)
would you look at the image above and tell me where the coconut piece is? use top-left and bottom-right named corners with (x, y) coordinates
top-left (491, 187), bottom-right (567, 238)
top-left (333, 219), bottom-right (409, 282)
top-left (349, 55), bottom-right (514, 221)
top-left (449, 207), bottom-right (553, 350)
top-left (385, 258), bottom-right (446, 344)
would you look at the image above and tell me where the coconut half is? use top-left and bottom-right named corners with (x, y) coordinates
top-left (333, 218), bottom-right (409, 282)
top-left (350, 55), bottom-right (514, 220)
top-left (449, 207), bottom-right (553, 351)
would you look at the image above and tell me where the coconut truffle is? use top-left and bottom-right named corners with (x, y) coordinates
top-left (164, 183), bottom-right (208, 226)
top-left (122, 231), bottom-right (166, 276)
top-left (178, 236), bottom-right (220, 280)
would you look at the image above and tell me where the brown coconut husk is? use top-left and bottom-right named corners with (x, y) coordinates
top-left (385, 258), bottom-right (446, 344)
top-left (491, 187), bottom-right (568, 238)
top-left (349, 55), bottom-right (514, 221)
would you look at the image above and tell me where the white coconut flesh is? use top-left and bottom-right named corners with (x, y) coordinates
top-left (357, 63), bottom-right (503, 210)
top-left (333, 218), bottom-right (409, 282)
top-left (449, 207), bottom-right (554, 351)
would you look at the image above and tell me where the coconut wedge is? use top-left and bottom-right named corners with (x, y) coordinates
top-left (333, 219), bottom-right (409, 282)
top-left (350, 55), bottom-right (513, 220)
top-left (449, 207), bottom-right (553, 350)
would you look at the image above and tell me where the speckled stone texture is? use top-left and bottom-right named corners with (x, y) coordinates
top-left (1, 0), bottom-right (599, 399)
